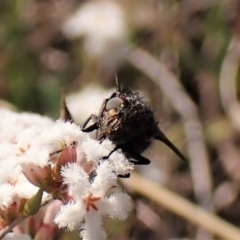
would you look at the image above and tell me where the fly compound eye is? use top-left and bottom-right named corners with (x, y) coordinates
top-left (105, 97), bottom-right (123, 111)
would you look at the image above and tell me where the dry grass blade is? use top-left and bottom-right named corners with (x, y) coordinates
top-left (122, 173), bottom-right (240, 240)
top-left (219, 37), bottom-right (240, 131)
top-left (127, 47), bottom-right (212, 211)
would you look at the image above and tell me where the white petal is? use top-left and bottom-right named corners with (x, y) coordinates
top-left (109, 150), bottom-right (134, 176)
top-left (16, 126), bottom-right (42, 147)
top-left (101, 139), bottom-right (115, 152)
top-left (81, 138), bottom-right (109, 163)
top-left (91, 161), bottom-right (117, 195)
top-left (37, 120), bottom-right (85, 146)
top-left (0, 109), bottom-right (52, 143)
top-left (19, 146), bottom-right (49, 167)
top-left (81, 211), bottom-right (106, 240)
top-left (54, 201), bottom-right (85, 231)
top-left (0, 184), bottom-right (15, 209)
top-left (61, 163), bottom-right (90, 197)
top-left (105, 192), bottom-right (132, 220)
top-left (0, 157), bottom-right (19, 185)
top-left (0, 143), bottom-right (16, 159)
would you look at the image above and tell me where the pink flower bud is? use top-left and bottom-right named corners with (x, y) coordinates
top-left (53, 146), bottom-right (77, 181)
top-left (21, 163), bottom-right (54, 189)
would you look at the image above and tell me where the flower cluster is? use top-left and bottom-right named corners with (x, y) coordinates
top-left (0, 110), bottom-right (133, 240)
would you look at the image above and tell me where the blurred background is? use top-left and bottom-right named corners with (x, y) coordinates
top-left (1, 0), bottom-right (240, 239)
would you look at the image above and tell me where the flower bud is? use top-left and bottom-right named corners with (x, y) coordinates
top-left (23, 187), bottom-right (44, 216)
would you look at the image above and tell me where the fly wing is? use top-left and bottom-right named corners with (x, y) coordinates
top-left (115, 75), bottom-right (132, 94)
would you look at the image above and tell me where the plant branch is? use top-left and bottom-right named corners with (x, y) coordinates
top-left (0, 195), bottom-right (53, 239)
top-left (219, 36), bottom-right (240, 131)
top-left (127, 47), bottom-right (212, 211)
top-left (122, 173), bottom-right (240, 240)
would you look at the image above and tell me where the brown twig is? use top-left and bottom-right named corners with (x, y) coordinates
top-left (0, 195), bottom-right (53, 239)
top-left (219, 36), bottom-right (240, 131)
top-left (127, 47), bottom-right (213, 211)
top-left (0, 217), bottom-right (24, 240)
top-left (121, 172), bottom-right (240, 240)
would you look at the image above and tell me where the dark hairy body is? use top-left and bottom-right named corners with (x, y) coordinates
top-left (81, 79), bottom-right (187, 168)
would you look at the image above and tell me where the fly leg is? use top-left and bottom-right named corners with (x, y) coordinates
top-left (123, 149), bottom-right (151, 165)
top-left (81, 114), bottom-right (99, 132)
top-left (102, 144), bottom-right (151, 165)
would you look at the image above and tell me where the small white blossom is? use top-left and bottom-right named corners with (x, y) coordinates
top-left (81, 212), bottom-right (106, 240)
top-left (63, 1), bottom-right (126, 40)
top-left (91, 161), bottom-right (116, 196)
top-left (109, 150), bottom-right (134, 176)
top-left (101, 139), bottom-right (116, 152)
top-left (105, 192), bottom-right (132, 220)
top-left (0, 173), bottom-right (38, 210)
top-left (54, 201), bottom-right (85, 231)
top-left (0, 142), bottom-right (17, 159)
top-left (62, 1), bottom-right (128, 57)
top-left (36, 120), bottom-right (85, 147)
top-left (15, 125), bottom-right (42, 147)
top-left (81, 137), bottom-right (109, 163)
top-left (61, 163), bottom-right (89, 195)
top-left (0, 184), bottom-right (16, 209)
top-left (55, 161), bottom-right (132, 240)
top-left (0, 157), bottom-right (20, 185)
top-left (0, 109), bottom-right (53, 143)
top-left (19, 146), bottom-right (50, 167)
top-left (11, 173), bottom-right (39, 200)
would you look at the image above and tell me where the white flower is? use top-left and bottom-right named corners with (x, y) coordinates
top-left (0, 118), bottom-right (86, 213)
top-left (35, 120), bottom-right (86, 147)
top-left (106, 192), bottom-right (132, 220)
top-left (109, 150), bottom-right (134, 176)
top-left (2, 233), bottom-right (32, 240)
top-left (0, 156), bottom-right (19, 185)
top-left (19, 146), bottom-right (50, 167)
top-left (0, 184), bottom-right (16, 209)
top-left (0, 109), bottom-right (53, 143)
top-left (15, 125), bottom-right (42, 148)
top-left (91, 161), bottom-right (116, 196)
top-left (54, 201), bottom-right (85, 231)
top-left (62, 1), bottom-right (128, 57)
top-left (0, 110), bottom-right (134, 239)
top-left (81, 138), bottom-right (110, 164)
top-left (11, 173), bottom-right (39, 200)
top-left (81, 212), bottom-right (106, 240)
top-left (0, 142), bottom-right (17, 159)
top-left (0, 172), bottom-right (39, 210)
top-left (61, 163), bottom-right (89, 194)
top-left (101, 139), bottom-right (116, 152)
top-left (56, 161), bottom-right (132, 240)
